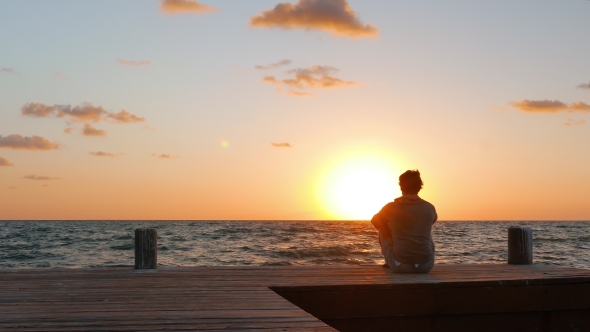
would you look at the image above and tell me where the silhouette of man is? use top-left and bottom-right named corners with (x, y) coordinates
top-left (371, 170), bottom-right (437, 273)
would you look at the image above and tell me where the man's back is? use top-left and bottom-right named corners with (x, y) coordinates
top-left (373, 195), bottom-right (437, 265)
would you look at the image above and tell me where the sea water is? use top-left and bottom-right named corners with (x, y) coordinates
top-left (0, 220), bottom-right (588, 269)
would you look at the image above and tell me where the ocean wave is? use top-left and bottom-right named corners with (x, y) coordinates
top-left (110, 244), bottom-right (134, 250)
top-left (0, 220), bottom-right (588, 269)
top-left (262, 261), bottom-right (293, 266)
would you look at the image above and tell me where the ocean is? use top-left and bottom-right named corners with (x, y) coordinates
top-left (0, 220), bottom-right (589, 269)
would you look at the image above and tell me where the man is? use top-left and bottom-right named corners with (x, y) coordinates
top-left (371, 170), bottom-right (437, 273)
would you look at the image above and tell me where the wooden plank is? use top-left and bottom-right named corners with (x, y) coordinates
top-left (0, 265), bottom-right (337, 331)
top-left (1, 264), bottom-right (589, 331)
top-left (2, 318), bottom-right (333, 331)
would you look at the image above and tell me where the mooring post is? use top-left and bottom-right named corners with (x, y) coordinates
top-left (508, 226), bottom-right (533, 265)
top-left (135, 228), bottom-right (157, 269)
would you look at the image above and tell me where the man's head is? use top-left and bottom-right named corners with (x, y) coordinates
top-left (399, 170), bottom-right (423, 195)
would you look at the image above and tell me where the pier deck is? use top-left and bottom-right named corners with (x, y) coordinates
top-left (1, 264), bottom-right (589, 331)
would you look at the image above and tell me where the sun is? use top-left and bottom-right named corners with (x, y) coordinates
top-left (317, 155), bottom-right (400, 220)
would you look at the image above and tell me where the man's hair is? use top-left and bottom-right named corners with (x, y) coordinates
top-left (399, 170), bottom-right (423, 194)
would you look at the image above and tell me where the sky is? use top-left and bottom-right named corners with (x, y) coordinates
top-left (1, 0), bottom-right (589, 221)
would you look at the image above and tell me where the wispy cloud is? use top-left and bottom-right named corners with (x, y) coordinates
top-left (90, 151), bottom-right (124, 157)
top-left (263, 65), bottom-right (360, 96)
top-left (54, 72), bottom-right (70, 80)
top-left (285, 66), bottom-right (359, 89)
top-left (107, 110), bottom-right (146, 123)
top-left (152, 153), bottom-right (179, 159)
top-left (22, 103), bottom-right (106, 122)
top-left (82, 124), bottom-right (106, 137)
top-left (510, 100), bottom-right (567, 112)
top-left (1, 68), bottom-right (16, 74)
top-left (117, 59), bottom-right (152, 66)
top-left (255, 59), bottom-right (292, 70)
top-left (21, 103), bottom-right (58, 118)
top-left (23, 175), bottom-right (60, 181)
top-left (0, 134), bottom-right (60, 150)
top-left (577, 82), bottom-right (590, 90)
top-left (564, 118), bottom-right (586, 126)
top-left (0, 157), bottom-right (14, 166)
top-left (249, 0), bottom-right (378, 38)
top-left (64, 127), bottom-right (73, 134)
top-left (287, 90), bottom-right (312, 97)
top-left (60, 105), bottom-right (105, 122)
top-left (160, 0), bottom-right (217, 14)
top-left (570, 101), bottom-right (590, 111)
top-left (21, 102), bottom-right (146, 125)
top-left (271, 142), bottom-right (293, 148)
top-left (510, 99), bottom-right (590, 113)
top-left (262, 75), bottom-right (279, 84)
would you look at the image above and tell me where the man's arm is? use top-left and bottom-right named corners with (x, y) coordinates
top-left (371, 204), bottom-right (390, 231)
top-left (371, 213), bottom-right (383, 230)
top-left (372, 207), bottom-right (393, 243)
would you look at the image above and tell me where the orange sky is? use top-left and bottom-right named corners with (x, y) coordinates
top-left (1, 0), bottom-right (589, 220)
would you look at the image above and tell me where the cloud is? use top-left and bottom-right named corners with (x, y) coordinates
top-left (117, 59), bottom-right (152, 66)
top-left (287, 90), bottom-right (312, 97)
top-left (569, 101), bottom-right (590, 111)
top-left (107, 110), bottom-right (146, 123)
top-left (8, 186), bottom-right (17, 189)
top-left (262, 75), bottom-right (279, 84)
top-left (151, 153), bottom-right (178, 159)
top-left (160, 0), bottom-right (217, 14)
top-left (61, 104), bottom-right (108, 122)
top-left (21, 103), bottom-right (106, 122)
top-left (255, 59), bottom-right (292, 70)
top-left (0, 134), bottom-right (60, 150)
top-left (82, 124), bottom-right (106, 137)
top-left (564, 118), bottom-right (586, 126)
top-left (509, 100), bottom-right (567, 112)
top-left (21, 102), bottom-right (146, 125)
top-left (90, 151), bottom-right (124, 157)
top-left (263, 65), bottom-right (360, 96)
top-left (0, 157), bottom-right (14, 166)
top-left (142, 125), bottom-right (156, 131)
top-left (23, 175), bottom-right (60, 181)
top-left (271, 142), bottom-right (293, 148)
top-left (577, 82), bottom-right (590, 90)
top-left (64, 127), bottom-right (73, 134)
top-left (286, 66), bottom-right (359, 89)
top-left (510, 100), bottom-right (590, 113)
top-left (21, 103), bottom-right (59, 118)
top-left (249, 0), bottom-right (378, 38)
top-left (1, 68), bottom-right (16, 74)
top-left (54, 72), bottom-right (70, 80)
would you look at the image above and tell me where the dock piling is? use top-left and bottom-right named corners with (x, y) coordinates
top-left (135, 228), bottom-right (157, 269)
top-left (508, 226), bottom-right (533, 264)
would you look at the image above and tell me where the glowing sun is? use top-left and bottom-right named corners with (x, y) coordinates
top-left (318, 156), bottom-right (400, 220)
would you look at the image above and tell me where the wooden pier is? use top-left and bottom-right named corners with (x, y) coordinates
top-left (1, 264), bottom-right (590, 331)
